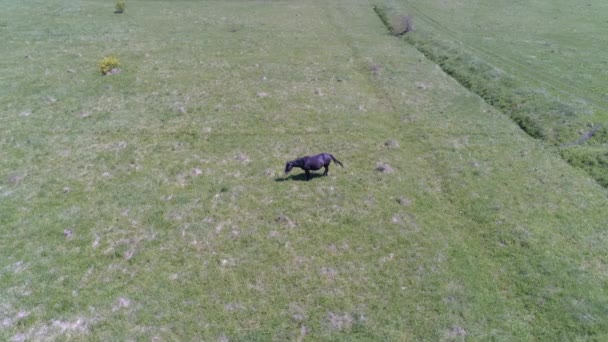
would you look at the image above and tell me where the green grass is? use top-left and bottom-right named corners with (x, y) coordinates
top-left (376, 0), bottom-right (608, 187)
top-left (1, 0), bottom-right (608, 340)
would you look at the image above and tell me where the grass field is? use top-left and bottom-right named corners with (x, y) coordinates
top-left (1, 0), bottom-right (608, 340)
top-left (376, 0), bottom-right (608, 187)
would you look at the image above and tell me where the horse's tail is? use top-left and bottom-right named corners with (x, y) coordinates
top-left (329, 154), bottom-right (344, 167)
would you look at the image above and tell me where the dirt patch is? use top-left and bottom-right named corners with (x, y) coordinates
top-left (375, 162), bottom-right (394, 173)
top-left (384, 139), bottom-right (400, 148)
top-left (8, 173), bottom-right (26, 185)
top-left (92, 235), bottom-right (101, 248)
top-left (415, 81), bottom-right (431, 90)
top-left (327, 312), bottom-right (354, 331)
top-left (296, 325), bottom-right (309, 342)
top-left (112, 297), bottom-right (132, 312)
top-left (2, 311), bottom-right (29, 329)
top-left (289, 303), bottom-right (307, 322)
top-left (396, 196), bottom-right (412, 206)
top-left (224, 303), bottom-right (245, 311)
top-left (327, 244), bottom-right (338, 253)
top-left (445, 325), bottom-right (467, 339)
top-left (276, 213), bottom-right (295, 228)
top-left (12, 317), bottom-right (90, 342)
top-left (220, 258), bottom-right (236, 267)
top-left (105, 68), bottom-right (121, 75)
top-left (320, 267), bottom-right (338, 280)
top-left (3, 261), bottom-right (27, 274)
top-left (63, 229), bottom-right (73, 239)
top-left (234, 153), bottom-right (250, 163)
top-left (102, 236), bottom-right (148, 260)
top-left (264, 168), bottom-right (276, 178)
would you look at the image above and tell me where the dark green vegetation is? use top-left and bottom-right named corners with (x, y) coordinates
top-left (376, 0), bottom-right (608, 187)
top-left (1, 0), bottom-right (607, 340)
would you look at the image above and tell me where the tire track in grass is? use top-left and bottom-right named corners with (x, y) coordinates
top-left (319, 1), bottom-right (402, 120)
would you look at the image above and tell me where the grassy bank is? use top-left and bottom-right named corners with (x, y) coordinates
top-left (1, 0), bottom-right (608, 340)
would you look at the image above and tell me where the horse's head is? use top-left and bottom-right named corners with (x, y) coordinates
top-left (285, 162), bottom-right (294, 174)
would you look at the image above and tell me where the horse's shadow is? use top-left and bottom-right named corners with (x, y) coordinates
top-left (274, 173), bottom-right (324, 182)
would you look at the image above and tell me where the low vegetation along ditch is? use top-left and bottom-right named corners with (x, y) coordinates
top-left (374, 4), bottom-right (608, 187)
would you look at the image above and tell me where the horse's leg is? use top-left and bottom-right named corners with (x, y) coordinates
top-left (323, 165), bottom-right (329, 176)
top-left (305, 169), bottom-right (311, 180)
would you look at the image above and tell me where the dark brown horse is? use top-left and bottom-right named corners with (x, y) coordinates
top-left (285, 153), bottom-right (343, 180)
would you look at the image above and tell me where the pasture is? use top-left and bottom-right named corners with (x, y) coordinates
top-left (1, 0), bottom-right (607, 340)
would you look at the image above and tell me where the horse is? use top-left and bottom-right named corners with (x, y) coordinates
top-left (285, 153), bottom-right (343, 180)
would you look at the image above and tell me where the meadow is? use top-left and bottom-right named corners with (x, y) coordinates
top-left (1, 0), bottom-right (607, 340)
top-left (377, 0), bottom-right (608, 186)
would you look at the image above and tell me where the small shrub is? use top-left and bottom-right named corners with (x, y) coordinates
top-left (373, 6), bottom-right (413, 36)
top-left (391, 15), bottom-right (414, 36)
top-left (98, 56), bottom-right (120, 75)
top-left (115, 1), bottom-right (126, 13)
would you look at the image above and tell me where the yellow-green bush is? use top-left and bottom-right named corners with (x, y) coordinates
top-left (98, 56), bottom-right (120, 75)
top-left (115, 1), bottom-right (126, 13)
